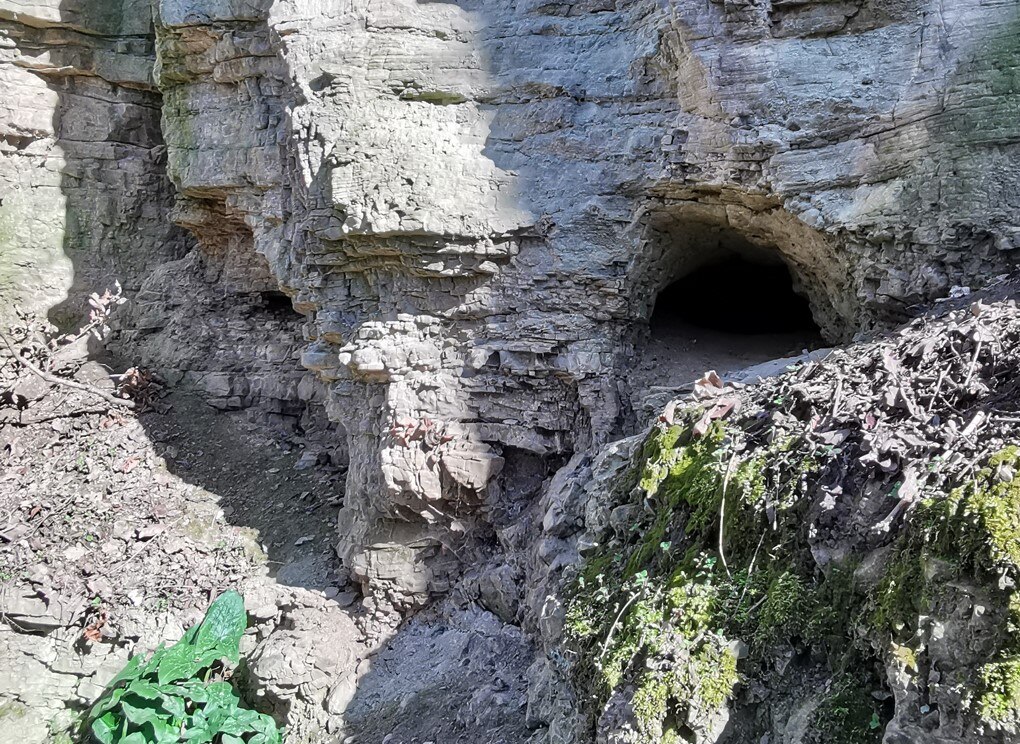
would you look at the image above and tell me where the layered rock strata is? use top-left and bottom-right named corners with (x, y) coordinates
top-left (2, 1), bottom-right (1020, 740)
top-left (151, 0), bottom-right (1020, 609)
top-left (0, 0), bottom-right (189, 326)
top-left (0, 0), bottom-right (333, 431)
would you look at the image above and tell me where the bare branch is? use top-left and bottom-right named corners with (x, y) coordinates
top-left (0, 330), bottom-right (135, 409)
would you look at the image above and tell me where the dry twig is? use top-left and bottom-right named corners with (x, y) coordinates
top-left (0, 330), bottom-right (134, 409)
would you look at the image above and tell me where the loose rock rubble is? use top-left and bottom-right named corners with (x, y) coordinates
top-left (0, 317), bottom-right (370, 742)
top-left (6, 275), bottom-right (1020, 744)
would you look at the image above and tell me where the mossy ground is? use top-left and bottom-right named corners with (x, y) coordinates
top-left (565, 415), bottom-right (878, 740)
top-left (868, 446), bottom-right (1020, 731)
top-left (565, 408), bottom-right (1020, 741)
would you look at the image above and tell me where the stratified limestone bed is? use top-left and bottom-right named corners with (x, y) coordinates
top-left (2, 1), bottom-right (1020, 742)
top-left (148, 0), bottom-right (1020, 609)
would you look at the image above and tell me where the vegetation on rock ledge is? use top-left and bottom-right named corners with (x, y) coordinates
top-left (873, 446), bottom-right (1020, 732)
top-left (86, 591), bottom-right (280, 744)
top-left (564, 412), bottom-right (886, 742)
top-left (566, 390), bottom-right (1020, 741)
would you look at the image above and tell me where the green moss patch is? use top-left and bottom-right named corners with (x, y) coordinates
top-left (566, 382), bottom-right (1020, 739)
top-left (565, 415), bottom-right (837, 739)
top-left (870, 446), bottom-right (1020, 731)
top-left (806, 675), bottom-right (884, 744)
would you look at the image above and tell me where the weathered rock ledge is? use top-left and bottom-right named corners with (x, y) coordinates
top-left (145, 0), bottom-right (1020, 613)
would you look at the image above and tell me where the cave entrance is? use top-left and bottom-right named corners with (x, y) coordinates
top-left (260, 289), bottom-right (300, 316)
top-left (629, 212), bottom-right (827, 412)
top-left (651, 255), bottom-right (818, 336)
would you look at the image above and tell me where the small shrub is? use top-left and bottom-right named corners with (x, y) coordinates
top-left (979, 656), bottom-right (1020, 729)
top-left (85, 591), bottom-right (280, 744)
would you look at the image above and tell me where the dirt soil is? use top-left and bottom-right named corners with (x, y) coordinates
top-left (1, 388), bottom-right (346, 615)
top-left (140, 394), bottom-right (345, 592)
top-left (626, 316), bottom-right (826, 422)
top-left (0, 316), bottom-right (549, 744)
top-left (0, 343), bottom-right (366, 742)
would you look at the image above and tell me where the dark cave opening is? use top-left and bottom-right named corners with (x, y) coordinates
top-left (652, 255), bottom-right (819, 336)
top-left (260, 290), bottom-right (299, 315)
top-left (629, 248), bottom-right (826, 399)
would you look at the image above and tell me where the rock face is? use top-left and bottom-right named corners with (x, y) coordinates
top-left (0, 0), bottom-right (334, 430)
top-left (3, 0), bottom-right (1020, 741)
top-left (0, 0), bottom-right (190, 326)
top-left (146, 0), bottom-right (1020, 609)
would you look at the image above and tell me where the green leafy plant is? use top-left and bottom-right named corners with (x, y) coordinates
top-left (85, 591), bottom-right (281, 744)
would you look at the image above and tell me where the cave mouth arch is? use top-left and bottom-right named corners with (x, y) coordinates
top-left (633, 196), bottom-right (855, 343)
top-left (626, 202), bottom-right (836, 408)
top-left (651, 254), bottom-right (819, 336)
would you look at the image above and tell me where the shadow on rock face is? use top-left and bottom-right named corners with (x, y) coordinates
top-left (138, 392), bottom-right (348, 595)
top-left (337, 604), bottom-right (536, 744)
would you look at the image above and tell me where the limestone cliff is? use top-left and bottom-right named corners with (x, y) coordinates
top-left (1, 0), bottom-right (1020, 742)
top-left (147, 0), bottom-right (1020, 611)
top-left (0, 0), bottom-right (189, 326)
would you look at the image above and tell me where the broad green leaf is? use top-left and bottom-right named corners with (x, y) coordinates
top-left (201, 699), bottom-right (232, 732)
top-left (257, 712), bottom-right (282, 740)
top-left (126, 680), bottom-right (188, 720)
top-left (218, 719), bottom-right (249, 736)
top-left (126, 679), bottom-right (163, 700)
top-left (120, 698), bottom-right (165, 726)
top-left (251, 730), bottom-right (283, 744)
top-left (181, 621), bottom-right (201, 646)
top-left (219, 710), bottom-right (265, 736)
top-left (158, 692), bottom-right (187, 719)
top-left (140, 644), bottom-right (168, 677)
top-left (82, 591), bottom-right (280, 744)
top-left (163, 681), bottom-right (209, 703)
top-left (182, 730), bottom-right (214, 744)
top-left (182, 718), bottom-right (215, 743)
top-left (202, 681), bottom-right (239, 708)
top-left (194, 590), bottom-right (247, 661)
top-left (187, 707), bottom-right (208, 728)
top-left (89, 686), bottom-right (125, 720)
top-left (155, 643), bottom-right (221, 684)
top-left (249, 717), bottom-right (283, 744)
top-left (228, 707), bottom-right (260, 726)
top-left (142, 716), bottom-right (180, 744)
top-left (90, 712), bottom-right (117, 744)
